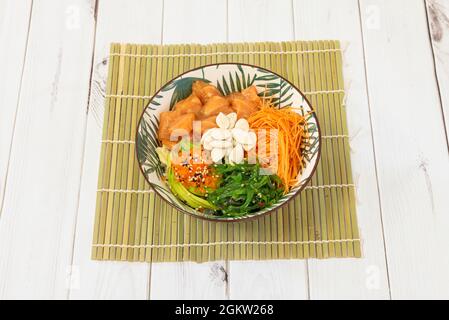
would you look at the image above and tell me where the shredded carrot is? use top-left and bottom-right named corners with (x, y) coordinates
top-left (248, 100), bottom-right (309, 193)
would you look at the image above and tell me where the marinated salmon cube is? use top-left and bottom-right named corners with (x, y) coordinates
top-left (192, 80), bottom-right (222, 104)
top-left (169, 112), bottom-right (196, 139)
top-left (158, 111), bottom-right (178, 141)
top-left (201, 96), bottom-right (233, 118)
top-left (200, 116), bottom-right (218, 133)
top-left (241, 86), bottom-right (262, 106)
top-left (229, 96), bottom-right (259, 119)
top-left (173, 94), bottom-right (202, 115)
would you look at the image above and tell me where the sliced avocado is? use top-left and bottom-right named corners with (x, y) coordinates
top-left (188, 186), bottom-right (206, 197)
top-left (155, 147), bottom-right (170, 166)
top-left (167, 168), bottom-right (216, 210)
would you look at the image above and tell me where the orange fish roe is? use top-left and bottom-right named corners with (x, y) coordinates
top-left (172, 158), bottom-right (220, 196)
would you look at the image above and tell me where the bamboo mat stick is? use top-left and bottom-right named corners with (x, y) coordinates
top-left (145, 192), bottom-right (156, 262)
top-left (96, 44), bottom-right (120, 259)
top-left (311, 41), bottom-right (326, 258)
top-left (336, 41), bottom-right (354, 257)
top-left (300, 41), bottom-right (318, 258)
top-left (321, 42), bottom-right (334, 257)
top-left (318, 40), bottom-right (335, 257)
top-left (159, 199), bottom-right (168, 262)
top-left (132, 173), bottom-right (144, 262)
top-left (123, 45), bottom-right (138, 260)
top-left (159, 190), bottom-right (167, 262)
top-left (312, 40), bottom-right (327, 258)
top-left (334, 41), bottom-right (361, 257)
top-left (117, 45), bottom-right (132, 260)
top-left (293, 198), bottom-right (302, 258)
top-left (313, 41), bottom-right (330, 258)
top-left (138, 189), bottom-right (150, 261)
top-left (328, 41), bottom-right (349, 257)
top-left (110, 44), bottom-right (131, 260)
top-left (132, 45), bottom-right (146, 262)
top-left (325, 41), bottom-right (346, 257)
top-left (328, 40), bottom-right (343, 258)
top-left (114, 44), bottom-right (134, 260)
top-left (103, 44), bottom-right (127, 260)
top-left (151, 197), bottom-right (161, 262)
top-left (137, 46), bottom-right (150, 261)
top-left (92, 44), bottom-right (116, 259)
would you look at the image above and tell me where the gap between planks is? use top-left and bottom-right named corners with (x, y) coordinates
top-left (356, 0), bottom-right (392, 299)
top-left (0, 0), bottom-right (34, 219)
top-left (424, 0), bottom-right (449, 152)
top-left (66, 0), bottom-right (100, 300)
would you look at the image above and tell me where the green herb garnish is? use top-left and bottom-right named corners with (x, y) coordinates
top-left (206, 163), bottom-right (284, 217)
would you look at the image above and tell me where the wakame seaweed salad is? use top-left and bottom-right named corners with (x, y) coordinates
top-left (206, 163), bottom-right (284, 217)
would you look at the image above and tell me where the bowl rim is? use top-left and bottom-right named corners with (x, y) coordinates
top-left (135, 62), bottom-right (322, 222)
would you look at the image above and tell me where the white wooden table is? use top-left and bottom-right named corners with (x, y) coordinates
top-left (1, 0), bottom-right (449, 300)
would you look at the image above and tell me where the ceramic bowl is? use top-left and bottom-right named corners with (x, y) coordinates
top-left (136, 63), bottom-right (321, 221)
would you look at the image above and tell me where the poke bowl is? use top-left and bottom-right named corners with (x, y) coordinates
top-left (136, 63), bottom-right (321, 222)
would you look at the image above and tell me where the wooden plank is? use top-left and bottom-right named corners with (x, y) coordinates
top-left (227, 0), bottom-right (309, 300)
top-left (426, 0), bottom-right (449, 144)
top-left (149, 0), bottom-right (228, 300)
top-left (162, 0), bottom-right (227, 44)
top-left (228, 260), bottom-right (309, 299)
top-left (69, 0), bottom-right (164, 299)
top-left (150, 262), bottom-right (228, 299)
top-left (0, 0), bottom-right (32, 212)
top-left (293, 0), bottom-right (390, 299)
top-left (228, 0), bottom-right (295, 42)
top-left (0, 0), bottom-right (95, 299)
top-left (360, 0), bottom-right (449, 299)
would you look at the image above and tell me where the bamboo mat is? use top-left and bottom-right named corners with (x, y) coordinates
top-left (91, 41), bottom-right (361, 262)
